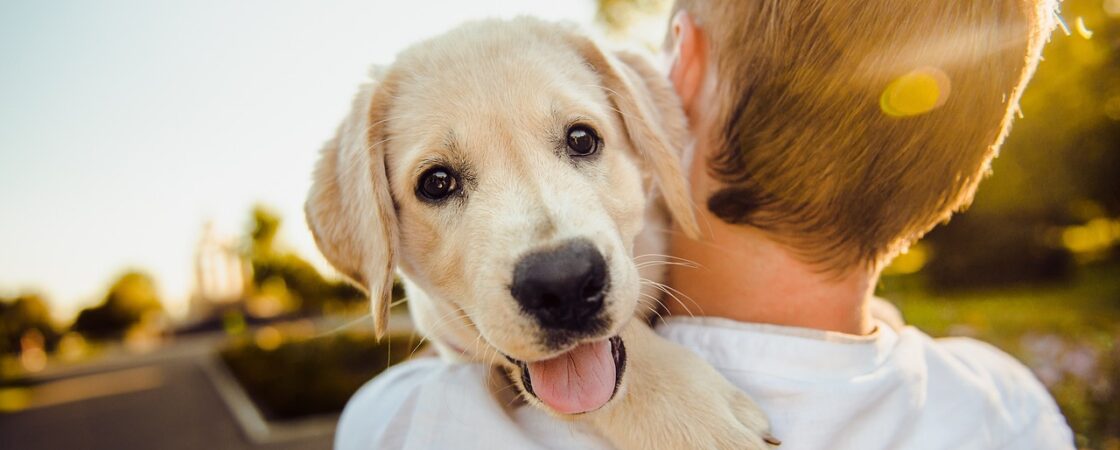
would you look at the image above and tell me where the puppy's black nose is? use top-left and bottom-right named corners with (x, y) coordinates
top-left (511, 239), bottom-right (609, 330)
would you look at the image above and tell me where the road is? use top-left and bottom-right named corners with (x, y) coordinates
top-left (0, 336), bottom-right (335, 450)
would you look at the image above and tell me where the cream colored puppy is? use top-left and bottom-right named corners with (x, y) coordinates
top-left (307, 18), bottom-right (775, 449)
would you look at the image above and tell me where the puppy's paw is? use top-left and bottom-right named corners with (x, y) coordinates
top-left (653, 371), bottom-right (778, 450)
top-left (727, 386), bottom-right (782, 449)
top-left (588, 322), bottom-right (779, 450)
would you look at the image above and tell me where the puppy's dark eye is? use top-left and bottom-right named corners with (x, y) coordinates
top-left (417, 167), bottom-right (459, 202)
top-left (566, 125), bottom-right (601, 157)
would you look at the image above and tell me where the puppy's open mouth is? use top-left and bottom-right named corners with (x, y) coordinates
top-left (509, 335), bottom-right (626, 415)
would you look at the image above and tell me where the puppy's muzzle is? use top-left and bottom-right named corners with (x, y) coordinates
top-left (510, 238), bottom-right (609, 332)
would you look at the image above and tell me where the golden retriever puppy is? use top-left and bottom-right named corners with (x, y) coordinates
top-left (306, 18), bottom-right (775, 449)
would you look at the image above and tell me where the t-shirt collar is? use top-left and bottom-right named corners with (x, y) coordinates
top-left (656, 316), bottom-right (902, 379)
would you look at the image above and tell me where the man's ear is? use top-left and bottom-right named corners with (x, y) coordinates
top-left (305, 71), bottom-right (399, 338)
top-left (667, 11), bottom-right (707, 122)
top-left (564, 33), bottom-right (700, 239)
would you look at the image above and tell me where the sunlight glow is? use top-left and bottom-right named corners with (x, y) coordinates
top-left (883, 243), bottom-right (931, 276)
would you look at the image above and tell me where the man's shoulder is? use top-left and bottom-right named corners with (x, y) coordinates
top-left (348, 356), bottom-right (480, 398)
top-left (903, 330), bottom-right (1074, 448)
top-left (351, 356), bottom-right (449, 390)
top-left (655, 317), bottom-right (1073, 449)
top-left (335, 358), bottom-right (488, 450)
top-left (918, 332), bottom-right (1054, 409)
top-left (343, 356), bottom-right (476, 410)
top-left (928, 335), bottom-right (1046, 395)
top-left (335, 358), bottom-right (612, 450)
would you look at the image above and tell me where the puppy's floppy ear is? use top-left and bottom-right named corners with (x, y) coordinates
top-left (566, 36), bottom-right (701, 239)
top-left (306, 73), bottom-right (398, 338)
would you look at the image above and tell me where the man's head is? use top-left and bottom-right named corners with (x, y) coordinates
top-left (665, 0), bottom-right (1058, 271)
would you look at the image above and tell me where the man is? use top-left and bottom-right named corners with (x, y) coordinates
top-left (336, 0), bottom-right (1074, 448)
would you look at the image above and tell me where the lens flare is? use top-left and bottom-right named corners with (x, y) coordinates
top-left (1075, 17), bottom-right (1093, 39)
top-left (880, 67), bottom-right (951, 118)
top-left (1105, 0), bottom-right (1120, 18)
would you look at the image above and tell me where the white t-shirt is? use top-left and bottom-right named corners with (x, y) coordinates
top-left (335, 317), bottom-right (1074, 450)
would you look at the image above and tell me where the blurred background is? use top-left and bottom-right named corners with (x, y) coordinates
top-left (0, 0), bottom-right (1117, 449)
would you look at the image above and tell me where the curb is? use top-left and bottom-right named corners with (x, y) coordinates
top-left (198, 355), bottom-right (338, 444)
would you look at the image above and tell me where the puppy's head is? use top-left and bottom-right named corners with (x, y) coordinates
top-left (307, 18), bottom-right (696, 414)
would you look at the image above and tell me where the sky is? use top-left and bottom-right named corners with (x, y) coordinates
top-left (0, 0), bottom-right (602, 321)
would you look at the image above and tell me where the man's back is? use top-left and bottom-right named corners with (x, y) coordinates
top-left (336, 316), bottom-right (1073, 450)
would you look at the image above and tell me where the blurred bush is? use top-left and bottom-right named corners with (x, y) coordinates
top-left (922, 214), bottom-right (1075, 291)
top-left (0, 294), bottom-right (59, 357)
top-left (71, 271), bottom-right (164, 341)
top-left (220, 328), bottom-right (421, 420)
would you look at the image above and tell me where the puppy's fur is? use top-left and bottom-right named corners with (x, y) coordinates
top-left (307, 18), bottom-right (774, 449)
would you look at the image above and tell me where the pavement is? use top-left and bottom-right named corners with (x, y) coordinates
top-left (0, 334), bottom-right (335, 450)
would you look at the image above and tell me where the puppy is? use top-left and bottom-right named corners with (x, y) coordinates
top-left (307, 18), bottom-right (776, 449)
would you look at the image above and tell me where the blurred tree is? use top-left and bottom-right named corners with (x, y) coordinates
top-left (596, 0), bottom-right (674, 47)
top-left (924, 215), bottom-right (1074, 289)
top-left (597, 0), bottom-right (668, 34)
top-left (0, 294), bottom-right (60, 356)
top-left (72, 271), bottom-right (164, 340)
top-left (250, 206), bottom-right (281, 258)
top-left (245, 205), bottom-right (365, 315)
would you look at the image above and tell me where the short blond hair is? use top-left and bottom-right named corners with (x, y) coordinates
top-left (673, 0), bottom-right (1058, 270)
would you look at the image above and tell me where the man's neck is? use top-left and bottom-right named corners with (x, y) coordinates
top-left (665, 216), bottom-right (878, 336)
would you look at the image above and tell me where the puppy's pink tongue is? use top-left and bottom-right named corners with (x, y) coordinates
top-left (526, 339), bottom-right (615, 414)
